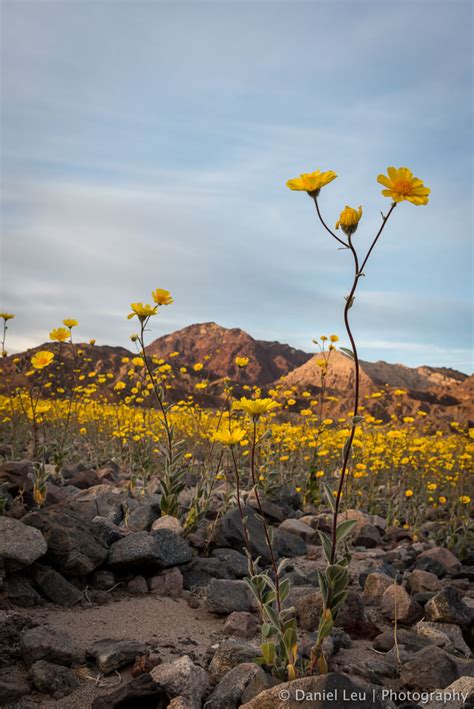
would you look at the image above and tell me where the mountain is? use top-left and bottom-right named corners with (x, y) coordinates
top-left (146, 322), bottom-right (311, 384)
top-left (0, 323), bottom-right (471, 427)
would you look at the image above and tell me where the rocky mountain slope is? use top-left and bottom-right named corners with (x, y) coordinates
top-left (0, 323), bottom-right (472, 426)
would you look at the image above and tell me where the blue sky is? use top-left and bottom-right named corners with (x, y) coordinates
top-left (1, 0), bottom-right (472, 371)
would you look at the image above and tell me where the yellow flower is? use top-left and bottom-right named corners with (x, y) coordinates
top-left (212, 427), bottom-right (247, 446)
top-left (151, 288), bottom-right (173, 306)
top-left (89, 339), bottom-right (96, 346)
top-left (49, 327), bottom-right (70, 342)
top-left (459, 495), bottom-right (471, 504)
top-left (63, 318), bottom-right (78, 329)
top-left (31, 351), bottom-right (55, 369)
top-left (335, 205), bottom-right (362, 236)
top-left (0, 313), bottom-right (14, 321)
top-left (127, 303), bottom-right (158, 321)
top-left (405, 489), bottom-right (414, 498)
top-left (193, 363), bottom-right (204, 371)
top-left (439, 496), bottom-right (447, 504)
top-left (132, 357), bottom-right (144, 367)
top-left (233, 397), bottom-right (280, 418)
top-left (286, 169), bottom-right (337, 197)
top-left (329, 335), bottom-right (339, 343)
top-left (377, 167), bottom-right (430, 205)
top-left (235, 356), bottom-right (249, 368)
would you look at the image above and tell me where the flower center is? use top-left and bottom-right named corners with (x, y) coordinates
top-left (394, 178), bottom-right (413, 195)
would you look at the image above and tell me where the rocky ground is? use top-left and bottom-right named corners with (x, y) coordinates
top-left (0, 459), bottom-right (473, 708)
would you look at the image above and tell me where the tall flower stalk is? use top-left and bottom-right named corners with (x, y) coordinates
top-left (287, 165), bottom-right (430, 672)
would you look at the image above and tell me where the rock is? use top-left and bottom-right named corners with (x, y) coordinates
top-left (69, 485), bottom-right (126, 523)
top-left (148, 567), bottom-right (183, 597)
top-left (127, 575), bottom-right (148, 594)
top-left (0, 610), bottom-right (35, 665)
top-left (354, 524), bottom-right (382, 548)
top-left (0, 460), bottom-right (34, 497)
top-left (150, 655), bottom-right (209, 709)
top-left (5, 573), bottom-right (42, 607)
top-left (152, 515), bottom-right (184, 535)
top-left (131, 652), bottom-right (162, 677)
top-left (337, 509), bottom-right (387, 535)
top-left (211, 507), bottom-right (306, 564)
top-left (401, 645), bottom-right (460, 691)
top-left (206, 579), bottom-right (256, 615)
top-left (91, 672), bottom-right (168, 708)
top-left (372, 628), bottom-right (432, 654)
top-left (407, 569), bottom-right (442, 594)
top-left (424, 676), bottom-right (474, 709)
top-left (425, 587), bottom-right (472, 626)
top-left (32, 565), bottom-right (82, 606)
top-left (88, 638), bottom-right (149, 674)
top-left (0, 517), bottom-right (47, 570)
top-left (66, 468), bottom-right (100, 489)
top-left (182, 557), bottom-right (233, 589)
top-left (21, 625), bottom-right (84, 666)
top-left (211, 548), bottom-right (250, 578)
top-left (381, 583), bottom-right (423, 624)
top-left (108, 530), bottom-right (193, 570)
top-left (418, 547), bottom-right (462, 576)
top-left (0, 676), bottom-right (31, 704)
top-left (204, 663), bottom-right (273, 709)
top-left (91, 516), bottom-right (125, 546)
top-left (332, 650), bottom-right (398, 684)
top-left (91, 569), bottom-right (117, 591)
top-left (240, 672), bottom-right (391, 708)
top-left (293, 588), bottom-right (323, 631)
top-left (336, 591), bottom-right (381, 640)
top-left (278, 519), bottom-right (316, 542)
top-left (416, 621), bottom-right (471, 657)
top-left (30, 660), bottom-right (80, 698)
top-left (208, 639), bottom-right (260, 682)
top-left (223, 612), bottom-right (258, 639)
top-left (246, 489), bottom-right (287, 522)
top-left (126, 504), bottom-right (160, 532)
top-left (363, 573), bottom-right (394, 600)
top-left (23, 508), bottom-right (107, 576)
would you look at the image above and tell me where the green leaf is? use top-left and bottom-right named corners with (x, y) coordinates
top-left (323, 483), bottom-right (336, 513)
top-left (261, 623), bottom-right (274, 638)
top-left (318, 530), bottom-right (333, 564)
top-left (340, 347), bottom-right (354, 359)
top-left (336, 519), bottom-right (357, 543)
top-left (261, 641), bottom-right (276, 666)
top-left (279, 578), bottom-right (291, 603)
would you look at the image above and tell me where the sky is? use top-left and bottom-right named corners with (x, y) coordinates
top-left (1, 0), bottom-right (472, 371)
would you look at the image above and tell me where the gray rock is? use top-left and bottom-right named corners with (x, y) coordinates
top-left (127, 575), bottom-right (148, 594)
top-left (211, 548), bottom-right (249, 578)
top-left (21, 625), bottom-right (84, 666)
top-left (182, 557), bottom-right (232, 590)
top-left (381, 583), bottom-right (423, 624)
top-left (293, 588), bottom-right (323, 631)
top-left (150, 655), bottom-right (209, 709)
top-left (91, 672), bottom-right (168, 708)
top-left (240, 672), bottom-right (393, 708)
top-left (208, 639), bottom-right (260, 682)
top-left (407, 569), bottom-right (442, 594)
top-left (5, 573), bottom-right (41, 608)
top-left (69, 484), bottom-right (126, 523)
top-left (400, 645), bottom-right (460, 691)
top-left (0, 517), bottom-right (47, 570)
top-left (91, 516), bottom-right (125, 546)
top-left (23, 508), bottom-right (107, 576)
top-left (206, 579), bottom-right (256, 615)
top-left (88, 638), bottom-right (148, 674)
top-left (416, 621), bottom-right (471, 657)
top-left (151, 515), bottom-right (184, 535)
top-left (363, 573), bottom-right (394, 600)
top-left (278, 519), bottom-right (316, 542)
top-left (425, 587), bottom-right (472, 626)
top-left (148, 567), bottom-right (183, 597)
top-left (424, 676), bottom-right (474, 709)
top-left (204, 663), bottom-right (270, 709)
top-left (418, 547), bottom-right (462, 576)
top-left (108, 530), bottom-right (193, 570)
top-left (91, 569), bottom-right (117, 591)
top-left (30, 660), bottom-right (80, 698)
top-left (32, 565), bottom-right (82, 606)
top-left (354, 524), bottom-right (382, 548)
top-left (223, 612), bottom-right (258, 639)
top-left (127, 504), bottom-right (160, 532)
top-left (0, 676), bottom-right (31, 704)
top-left (372, 628), bottom-right (432, 654)
top-left (211, 507), bottom-right (306, 564)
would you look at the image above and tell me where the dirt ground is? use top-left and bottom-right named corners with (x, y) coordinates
top-left (8, 594), bottom-right (225, 708)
